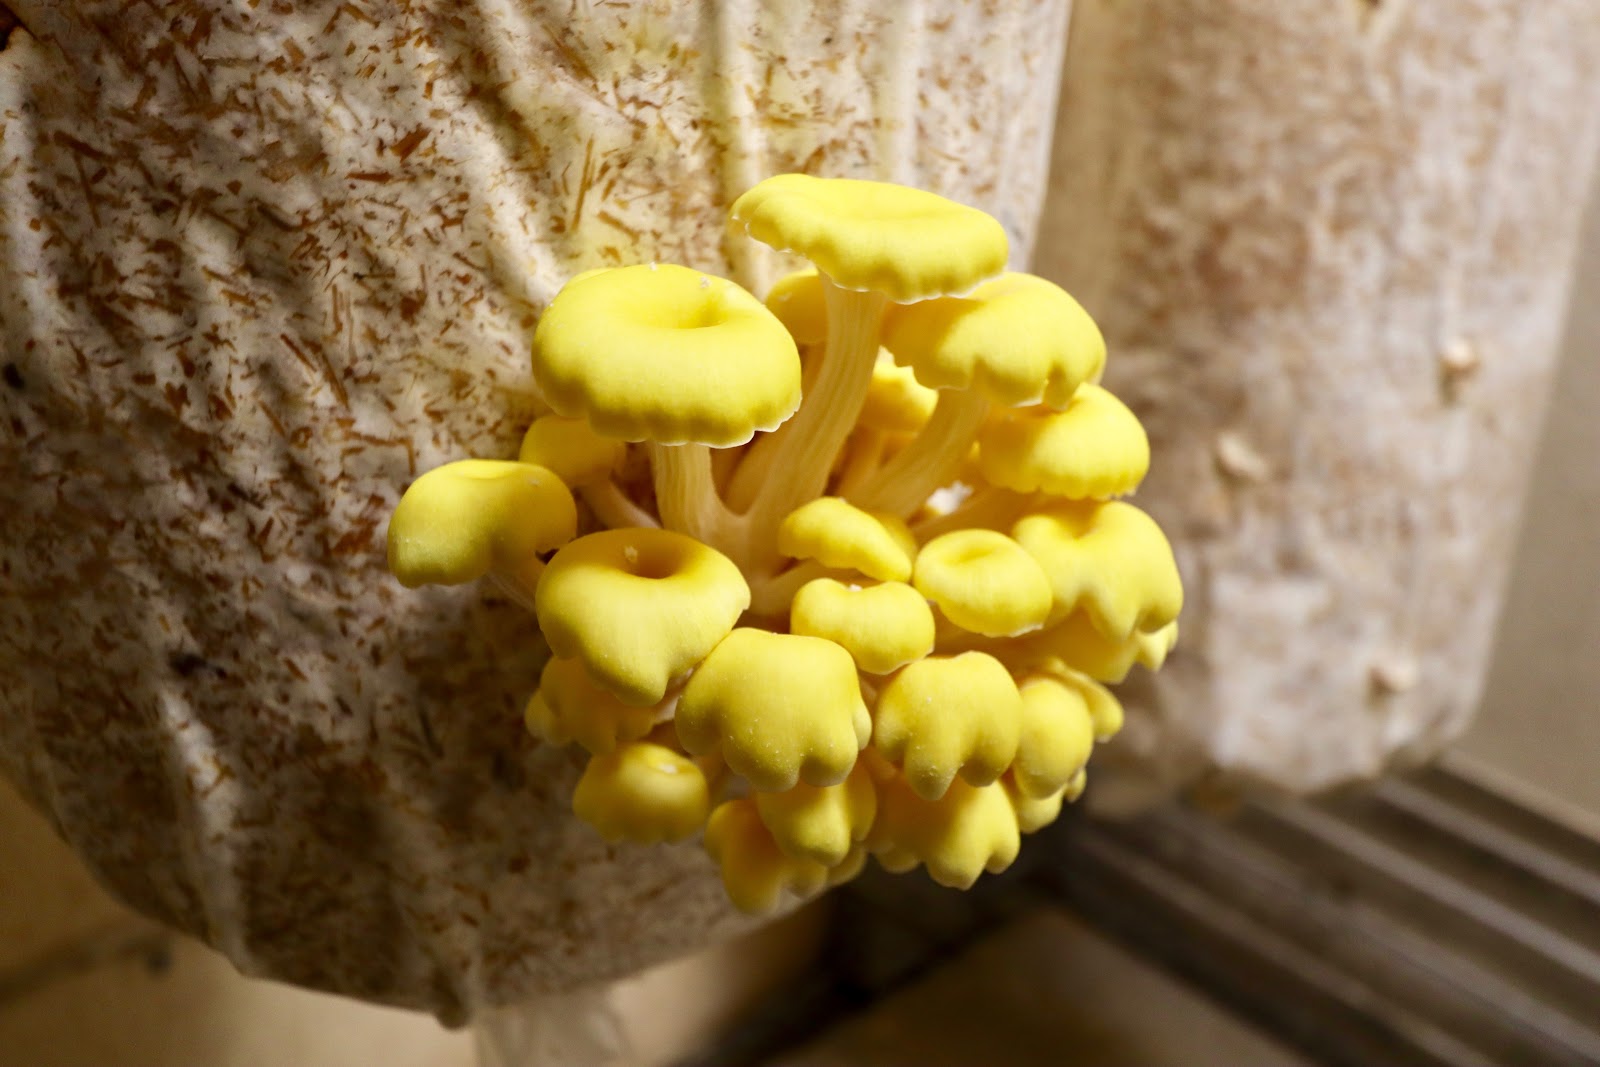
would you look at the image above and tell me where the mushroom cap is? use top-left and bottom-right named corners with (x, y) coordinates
top-left (753, 760), bottom-right (878, 868)
top-left (790, 579), bottom-right (936, 675)
top-left (535, 528), bottom-right (750, 706)
top-left (1035, 663), bottom-right (1125, 742)
top-left (977, 384), bottom-right (1150, 499)
top-left (872, 652), bottom-right (1023, 801)
top-left (531, 263), bottom-right (801, 447)
top-left (913, 529), bottom-right (1053, 637)
top-left (387, 459), bottom-right (576, 588)
top-left (777, 497), bottom-right (918, 582)
top-left (1012, 612), bottom-right (1179, 684)
top-left (676, 628), bottom-right (871, 792)
top-left (1011, 676), bottom-right (1096, 799)
top-left (571, 742), bottom-right (711, 845)
top-left (1011, 500), bottom-right (1184, 637)
top-left (859, 358), bottom-right (939, 432)
top-left (730, 174), bottom-right (1009, 302)
top-left (704, 798), bottom-right (831, 914)
top-left (764, 268), bottom-right (828, 345)
top-left (524, 656), bottom-right (659, 756)
top-left (1003, 777), bottom-right (1070, 834)
top-left (882, 273), bottom-right (1106, 408)
top-left (518, 416), bottom-right (625, 486)
top-left (868, 774), bottom-right (1021, 890)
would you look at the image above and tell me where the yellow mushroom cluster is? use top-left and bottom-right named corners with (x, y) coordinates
top-left (385, 174), bottom-right (1183, 913)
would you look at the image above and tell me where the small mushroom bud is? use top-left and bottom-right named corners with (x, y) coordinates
top-left (914, 529), bottom-right (1053, 638)
top-left (1012, 500), bottom-right (1183, 638)
top-left (386, 459), bottom-right (577, 606)
top-left (790, 579), bottom-right (935, 675)
top-left (873, 652), bottom-right (1023, 801)
top-left (572, 742), bottom-right (711, 845)
top-left (1011, 676), bottom-right (1096, 800)
top-left (676, 629), bottom-right (871, 792)
top-left (524, 657), bottom-right (660, 756)
top-left (978, 384), bottom-right (1150, 500)
top-left (869, 772), bottom-right (1021, 890)
top-left (703, 798), bottom-right (832, 914)
top-left (778, 497), bottom-right (918, 582)
top-left (754, 759), bottom-right (878, 868)
top-left (536, 528), bottom-right (749, 706)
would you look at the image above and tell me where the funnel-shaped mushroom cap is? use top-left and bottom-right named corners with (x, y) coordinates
top-left (873, 652), bottom-right (1023, 801)
top-left (1036, 663), bottom-right (1125, 742)
top-left (859, 358), bottom-right (939, 432)
top-left (387, 460), bottom-right (576, 588)
top-left (518, 416), bottom-right (625, 486)
top-left (677, 629), bottom-right (871, 792)
top-left (730, 174), bottom-right (1008, 302)
top-left (883, 273), bottom-right (1105, 408)
top-left (524, 657), bottom-right (659, 756)
top-left (1011, 677), bottom-right (1095, 799)
top-left (704, 798), bottom-right (831, 914)
top-left (532, 264), bottom-right (801, 447)
top-left (754, 760), bottom-right (878, 868)
top-left (778, 497), bottom-right (918, 582)
top-left (572, 742), bottom-right (711, 845)
top-left (1004, 776), bottom-right (1072, 834)
top-left (790, 579), bottom-right (935, 675)
top-left (765, 268), bottom-right (828, 345)
top-left (869, 774), bottom-right (1021, 890)
top-left (913, 529), bottom-right (1053, 638)
top-left (1015, 612), bottom-right (1179, 684)
top-left (978, 384), bottom-right (1150, 499)
top-left (1012, 500), bottom-right (1183, 637)
top-left (536, 528), bottom-right (750, 706)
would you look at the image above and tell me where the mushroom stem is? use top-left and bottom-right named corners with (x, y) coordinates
top-left (913, 488), bottom-right (1035, 541)
top-left (834, 427), bottom-right (888, 497)
top-left (711, 446), bottom-right (742, 495)
top-left (724, 342), bottom-right (829, 510)
top-left (580, 481), bottom-right (659, 531)
top-left (848, 390), bottom-right (987, 516)
top-left (650, 443), bottom-right (735, 549)
top-left (489, 569), bottom-right (542, 614)
top-left (932, 616), bottom-right (999, 656)
top-left (747, 560), bottom-right (841, 617)
top-left (742, 279), bottom-right (889, 549)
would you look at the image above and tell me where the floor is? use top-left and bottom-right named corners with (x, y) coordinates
top-left (770, 911), bottom-right (1307, 1067)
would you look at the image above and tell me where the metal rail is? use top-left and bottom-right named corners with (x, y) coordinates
top-left (678, 764), bottom-right (1600, 1067)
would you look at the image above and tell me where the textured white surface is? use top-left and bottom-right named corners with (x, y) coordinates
top-left (1459, 184), bottom-right (1600, 821)
top-left (1036, 0), bottom-right (1600, 804)
top-left (0, 0), bottom-right (1070, 1019)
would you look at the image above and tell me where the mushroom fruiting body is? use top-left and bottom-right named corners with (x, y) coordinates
top-left (384, 174), bottom-right (1183, 913)
top-left (387, 460), bottom-right (577, 608)
top-left (790, 579), bottom-right (935, 675)
top-left (525, 656), bottom-right (659, 756)
top-left (913, 528), bottom-right (1054, 638)
top-left (753, 759), bottom-right (878, 868)
top-left (530, 264), bottom-right (800, 448)
top-left (675, 628), bottom-right (871, 792)
top-left (1011, 676), bottom-right (1097, 799)
top-left (535, 528), bottom-right (749, 706)
top-left (873, 652), bottom-right (1024, 801)
top-left (978, 383), bottom-right (1150, 500)
top-left (572, 742), bottom-right (712, 845)
top-left (777, 497), bottom-right (917, 582)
